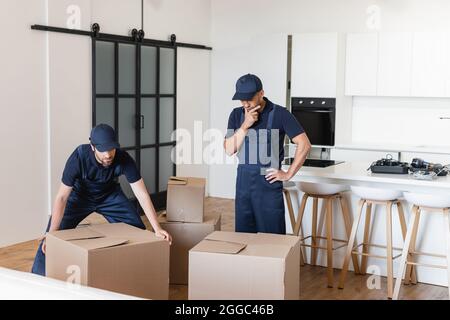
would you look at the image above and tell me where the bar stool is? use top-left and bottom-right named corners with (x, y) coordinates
top-left (283, 185), bottom-right (307, 266)
top-left (393, 192), bottom-right (450, 300)
top-left (339, 186), bottom-right (416, 299)
top-left (292, 182), bottom-right (360, 288)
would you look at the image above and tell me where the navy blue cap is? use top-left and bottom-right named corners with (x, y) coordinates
top-left (232, 73), bottom-right (263, 100)
top-left (89, 124), bottom-right (120, 152)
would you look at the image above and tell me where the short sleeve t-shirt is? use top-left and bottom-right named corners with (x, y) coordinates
top-left (225, 97), bottom-right (305, 165)
top-left (62, 144), bottom-right (141, 200)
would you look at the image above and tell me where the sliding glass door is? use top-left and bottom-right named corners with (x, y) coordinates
top-left (92, 38), bottom-right (176, 210)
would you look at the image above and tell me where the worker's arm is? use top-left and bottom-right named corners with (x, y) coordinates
top-left (130, 178), bottom-right (172, 244)
top-left (41, 183), bottom-right (73, 253)
top-left (265, 133), bottom-right (311, 183)
top-left (223, 106), bottom-right (261, 156)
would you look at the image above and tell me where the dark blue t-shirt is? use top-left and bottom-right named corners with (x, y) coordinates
top-left (62, 144), bottom-right (141, 200)
top-left (226, 97), bottom-right (305, 166)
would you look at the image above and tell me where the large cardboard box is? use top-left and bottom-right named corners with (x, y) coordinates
top-left (46, 223), bottom-right (169, 300)
top-left (158, 212), bottom-right (221, 285)
top-left (189, 231), bottom-right (300, 300)
top-left (166, 177), bottom-right (205, 223)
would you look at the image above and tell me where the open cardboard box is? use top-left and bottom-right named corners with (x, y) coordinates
top-left (46, 223), bottom-right (169, 300)
top-left (158, 212), bottom-right (221, 284)
top-left (189, 231), bottom-right (300, 300)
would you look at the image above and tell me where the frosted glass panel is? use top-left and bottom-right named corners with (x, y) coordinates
top-left (118, 98), bottom-right (136, 148)
top-left (160, 48), bottom-right (175, 94)
top-left (119, 44), bottom-right (136, 94)
top-left (95, 98), bottom-right (114, 128)
top-left (119, 150), bottom-right (136, 198)
top-left (159, 98), bottom-right (175, 143)
top-left (141, 98), bottom-right (156, 145)
top-left (158, 146), bottom-right (174, 192)
top-left (141, 148), bottom-right (156, 194)
top-left (95, 41), bottom-right (114, 94)
top-left (141, 46), bottom-right (157, 94)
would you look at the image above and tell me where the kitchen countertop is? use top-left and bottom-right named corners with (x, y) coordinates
top-left (283, 161), bottom-right (450, 195)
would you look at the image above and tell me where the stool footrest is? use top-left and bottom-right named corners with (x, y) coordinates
top-left (351, 250), bottom-right (401, 260)
top-left (301, 235), bottom-right (348, 251)
top-left (405, 261), bottom-right (448, 269)
top-left (355, 242), bottom-right (403, 252)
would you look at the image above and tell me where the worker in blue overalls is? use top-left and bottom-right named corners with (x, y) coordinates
top-left (224, 74), bottom-right (311, 234)
top-left (32, 124), bottom-right (172, 276)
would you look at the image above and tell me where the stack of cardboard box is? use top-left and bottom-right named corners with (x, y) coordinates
top-left (158, 176), bottom-right (221, 285)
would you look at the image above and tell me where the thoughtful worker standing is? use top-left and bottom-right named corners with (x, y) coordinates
top-left (224, 74), bottom-right (311, 234)
top-left (32, 124), bottom-right (172, 276)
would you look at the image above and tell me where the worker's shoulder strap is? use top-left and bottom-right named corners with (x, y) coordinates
top-left (76, 145), bottom-right (87, 180)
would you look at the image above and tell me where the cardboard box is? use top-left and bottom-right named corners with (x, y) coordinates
top-left (166, 176), bottom-right (206, 223)
top-left (189, 231), bottom-right (300, 300)
top-left (46, 223), bottom-right (169, 300)
top-left (158, 212), bottom-right (221, 285)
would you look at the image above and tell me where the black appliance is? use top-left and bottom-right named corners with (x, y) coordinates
top-left (291, 97), bottom-right (336, 146)
top-left (284, 157), bottom-right (344, 168)
top-left (368, 156), bottom-right (410, 174)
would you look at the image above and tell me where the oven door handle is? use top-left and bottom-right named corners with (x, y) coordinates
top-left (296, 109), bottom-right (333, 113)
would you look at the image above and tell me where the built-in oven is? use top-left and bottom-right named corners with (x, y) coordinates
top-left (291, 97), bottom-right (336, 147)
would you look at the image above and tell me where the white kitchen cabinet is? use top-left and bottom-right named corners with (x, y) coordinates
top-left (248, 34), bottom-right (288, 105)
top-left (377, 32), bottom-right (413, 97)
top-left (291, 33), bottom-right (337, 98)
top-left (345, 33), bottom-right (378, 96)
top-left (411, 32), bottom-right (450, 98)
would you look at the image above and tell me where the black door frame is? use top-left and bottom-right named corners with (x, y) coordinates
top-left (92, 36), bottom-right (177, 211)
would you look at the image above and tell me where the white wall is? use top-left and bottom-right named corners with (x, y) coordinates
top-left (0, 0), bottom-right (48, 246)
top-left (47, 0), bottom-right (212, 204)
top-left (209, 0), bottom-right (450, 198)
top-left (47, 0), bottom-right (92, 203)
top-left (1, 0), bottom-right (211, 247)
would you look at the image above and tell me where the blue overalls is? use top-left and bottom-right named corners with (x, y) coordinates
top-left (235, 105), bottom-right (286, 234)
top-left (31, 146), bottom-right (145, 276)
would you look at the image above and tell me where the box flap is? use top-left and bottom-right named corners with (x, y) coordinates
top-left (158, 212), bottom-right (219, 226)
top-left (50, 227), bottom-right (105, 241)
top-left (71, 238), bottom-right (129, 250)
top-left (193, 239), bottom-right (246, 254)
top-left (168, 176), bottom-right (188, 185)
top-left (89, 222), bottom-right (164, 244)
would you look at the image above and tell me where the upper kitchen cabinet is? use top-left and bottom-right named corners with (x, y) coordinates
top-left (291, 33), bottom-right (338, 98)
top-left (345, 33), bottom-right (378, 96)
top-left (411, 32), bottom-right (450, 98)
top-left (248, 34), bottom-right (288, 105)
top-left (377, 32), bottom-right (413, 97)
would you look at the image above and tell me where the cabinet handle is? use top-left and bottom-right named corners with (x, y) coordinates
top-left (140, 115), bottom-right (145, 129)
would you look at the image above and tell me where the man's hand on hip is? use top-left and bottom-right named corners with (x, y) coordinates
top-left (265, 168), bottom-right (292, 183)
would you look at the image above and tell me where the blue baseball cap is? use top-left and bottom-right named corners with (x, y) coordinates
top-left (89, 124), bottom-right (120, 152)
top-left (232, 73), bottom-right (263, 100)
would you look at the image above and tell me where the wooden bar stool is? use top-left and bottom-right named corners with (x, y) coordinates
top-left (393, 192), bottom-right (450, 300)
top-left (292, 182), bottom-right (360, 288)
top-left (339, 186), bottom-right (416, 299)
top-left (283, 187), bottom-right (307, 266)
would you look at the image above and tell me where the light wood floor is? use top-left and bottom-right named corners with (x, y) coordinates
top-left (0, 197), bottom-right (447, 300)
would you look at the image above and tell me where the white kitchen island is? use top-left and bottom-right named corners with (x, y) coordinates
top-left (282, 161), bottom-right (450, 287)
